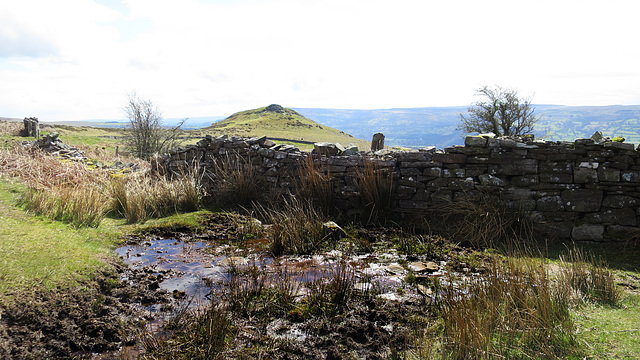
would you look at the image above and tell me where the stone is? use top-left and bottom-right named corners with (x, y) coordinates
top-left (343, 144), bottom-right (359, 156)
top-left (314, 142), bottom-right (343, 156)
top-left (561, 189), bottom-right (603, 212)
top-left (371, 132), bottom-right (385, 151)
top-left (478, 174), bottom-right (506, 186)
top-left (536, 196), bottom-right (565, 212)
top-left (571, 224), bottom-right (604, 241)
top-left (465, 136), bottom-right (488, 147)
top-left (407, 261), bottom-right (439, 272)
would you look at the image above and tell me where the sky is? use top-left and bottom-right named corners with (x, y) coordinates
top-left (1, 0), bottom-right (639, 121)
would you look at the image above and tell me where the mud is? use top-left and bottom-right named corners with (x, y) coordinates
top-left (0, 213), bottom-right (468, 359)
top-left (0, 262), bottom-right (170, 360)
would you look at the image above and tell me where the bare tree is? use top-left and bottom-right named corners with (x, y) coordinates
top-left (459, 86), bottom-right (539, 137)
top-left (124, 92), bottom-right (185, 160)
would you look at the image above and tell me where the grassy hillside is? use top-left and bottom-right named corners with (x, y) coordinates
top-left (196, 104), bottom-right (370, 150)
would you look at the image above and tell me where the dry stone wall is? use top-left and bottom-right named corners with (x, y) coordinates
top-left (164, 133), bottom-right (640, 242)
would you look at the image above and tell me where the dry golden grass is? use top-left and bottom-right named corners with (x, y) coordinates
top-left (0, 143), bottom-right (202, 226)
top-left (0, 121), bottom-right (23, 136)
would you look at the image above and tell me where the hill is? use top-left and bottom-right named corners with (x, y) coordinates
top-left (196, 104), bottom-right (369, 149)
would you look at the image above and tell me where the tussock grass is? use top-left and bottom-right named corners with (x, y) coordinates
top-left (297, 155), bottom-right (334, 216)
top-left (356, 157), bottom-right (395, 223)
top-left (425, 255), bottom-right (578, 360)
top-left (559, 247), bottom-right (621, 306)
top-left (1, 143), bottom-right (203, 226)
top-left (110, 171), bottom-right (202, 224)
top-left (142, 304), bottom-right (231, 360)
top-left (205, 154), bottom-right (261, 209)
top-left (426, 190), bottom-right (535, 249)
top-left (259, 196), bottom-right (329, 256)
top-left (302, 261), bottom-right (356, 317)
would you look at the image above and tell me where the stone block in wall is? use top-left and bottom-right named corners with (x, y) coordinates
top-left (536, 196), bottom-right (565, 212)
top-left (493, 159), bottom-right (538, 176)
top-left (571, 224), bottom-right (604, 241)
top-left (464, 164), bottom-right (488, 177)
top-left (433, 153), bottom-right (466, 164)
top-left (546, 153), bottom-right (579, 161)
top-left (535, 221), bottom-right (573, 239)
top-left (396, 152), bottom-right (432, 162)
top-left (413, 189), bottom-right (429, 201)
top-left (562, 189), bottom-right (603, 212)
top-left (602, 195), bottom-right (640, 208)
top-left (584, 208), bottom-right (637, 226)
top-left (603, 142), bottom-right (635, 151)
top-left (511, 175), bottom-right (539, 186)
top-left (458, 147), bottom-right (492, 156)
top-left (607, 162), bottom-right (631, 170)
top-left (574, 168), bottom-right (598, 183)
top-left (442, 168), bottom-right (466, 178)
top-left (605, 225), bottom-right (639, 241)
top-left (400, 168), bottom-right (422, 177)
top-left (423, 167), bottom-right (442, 177)
top-left (478, 174), bottom-right (506, 186)
top-left (506, 199), bottom-right (536, 211)
top-left (540, 161), bottom-right (573, 174)
top-left (398, 200), bottom-right (430, 210)
top-left (258, 147), bottom-right (276, 158)
top-left (464, 136), bottom-right (488, 147)
top-left (621, 170), bottom-right (640, 182)
top-left (447, 178), bottom-right (475, 191)
top-left (431, 190), bottom-right (452, 202)
top-left (400, 161), bottom-right (441, 168)
top-left (397, 185), bottom-right (417, 194)
top-left (539, 173), bottom-right (573, 184)
top-left (467, 155), bottom-right (491, 164)
top-left (397, 179), bottom-right (425, 189)
top-left (587, 150), bottom-right (615, 161)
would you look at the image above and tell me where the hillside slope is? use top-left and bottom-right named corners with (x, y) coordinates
top-left (196, 104), bottom-right (369, 149)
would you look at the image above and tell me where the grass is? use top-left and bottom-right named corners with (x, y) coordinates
top-left (356, 157), bottom-right (395, 223)
top-left (259, 196), bottom-right (331, 256)
top-left (574, 295), bottom-right (640, 359)
top-left (0, 179), bottom-right (125, 303)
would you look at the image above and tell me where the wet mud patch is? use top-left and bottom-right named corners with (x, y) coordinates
top-left (0, 263), bottom-right (170, 360)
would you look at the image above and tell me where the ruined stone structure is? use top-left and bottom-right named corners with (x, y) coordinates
top-left (164, 133), bottom-right (640, 242)
top-left (22, 117), bottom-right (39, 138)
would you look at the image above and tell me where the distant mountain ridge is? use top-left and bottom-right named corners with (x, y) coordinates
top-left (293, 105), bottom-right (640, 148)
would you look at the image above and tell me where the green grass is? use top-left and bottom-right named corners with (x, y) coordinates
top-left (574, 295), bottom-right (640, 359)
top-left (0, 179), bottom-right (126, 303)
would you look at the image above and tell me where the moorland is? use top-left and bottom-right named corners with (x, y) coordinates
top-left (0, 108), bottom-right (639, 359)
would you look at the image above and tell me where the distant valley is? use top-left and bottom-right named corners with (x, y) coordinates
top-left (23, 104), bottom-right (640, 149)
top-left (293, 105), bottom-right (640, 148)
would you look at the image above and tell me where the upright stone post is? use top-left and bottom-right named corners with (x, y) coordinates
top-left (22, 117), bottom-right (40, 138)
top-left (371, 132), bottom-right (385, 151)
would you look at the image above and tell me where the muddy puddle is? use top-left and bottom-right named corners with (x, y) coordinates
top-left (115, 235), bottom-right (451, 311)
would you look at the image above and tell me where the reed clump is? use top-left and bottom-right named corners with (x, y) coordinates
top-left (355, 157), bottom-right (395, 224)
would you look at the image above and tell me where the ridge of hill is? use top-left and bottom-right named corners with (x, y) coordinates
top-left (196, 104), bottom-right (369, 149)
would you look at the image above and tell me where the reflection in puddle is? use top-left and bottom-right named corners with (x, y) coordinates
top-left (116, 239), bottom-right (225, 304)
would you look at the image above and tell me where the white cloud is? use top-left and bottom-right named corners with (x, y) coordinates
top-left (0, 0), bottom-right (639, 120)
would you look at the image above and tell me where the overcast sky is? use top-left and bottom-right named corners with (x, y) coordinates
top-left (1, 0), bottom-right (639, 121)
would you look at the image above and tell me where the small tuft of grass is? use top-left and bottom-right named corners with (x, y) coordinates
top-left (258, 196), bottom-right (330, 256)
top-left (559, 247), bottom-right (621, 306)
